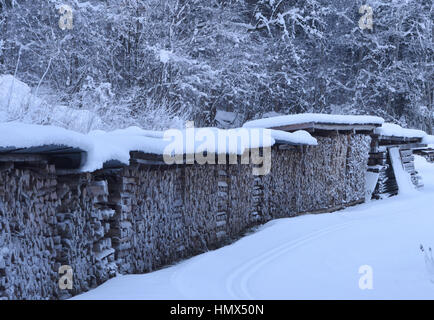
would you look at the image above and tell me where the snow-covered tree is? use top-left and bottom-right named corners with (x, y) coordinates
top-left (0, 0), bottom-right (432, 131)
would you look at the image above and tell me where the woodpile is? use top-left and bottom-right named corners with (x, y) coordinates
top-left (414, 148), bottom-right (434, 163)
top-left (105, 158), bottom-right (266, 277)
top-left (399, 148), bottom-right (423, 189)
top-left (0, 162), bottom-right (116, 300)
top-left (55, 174), bottom-right (117, 297)
top-left (368, 147), bottom-right (398, 199)
top-left (0, 132), bottom-right (375, 299)
top-left (104, 164), bottom-right (189, 274)
top-left (0, 162), bottom-right (60, 300)
top-left (370, 164), bottom-right (398, 199)
top-left (227, 161), bottom-right (262, 237)
top-left (369, 139), bottom-right (424, 199)
top-left (216, 168), bottom-right (229, 241)
top-left (261, 134), bottom-right (370, 218)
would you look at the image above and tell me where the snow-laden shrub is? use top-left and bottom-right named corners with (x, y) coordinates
top-left (94, 97), bottom-right (185, 132)
top-left (0, 74), bottom-right (184, 133)
top-left (0, 74), bottom-right (33, 120)
top-left (0, 74), bottom-right (103, 133)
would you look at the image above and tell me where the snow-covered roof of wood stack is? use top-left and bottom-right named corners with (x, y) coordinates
top-left (243, 113), bottom-right (384, 133)
top-left (373, 123), bottom-right (428, 143)
top-left (0, 122), bottom-right (316, 172)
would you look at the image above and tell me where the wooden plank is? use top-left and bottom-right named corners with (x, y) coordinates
top-left (55, 168), bottom-right (83, 175)
top-left (270, 122), bottom-right (316, 132)
top-left (313, 123), bottom-right (379, 132)
top-left (130, 151), bottom-right (165, 161)
top-left (403, 162), bottom-right (415, 172)
top-left (269, 122), bottom-right (380, 133)
top-left (49, 151), bottom-right (85, 169)
top-left (369, 152), bottom-right (387, 159)
top-left (0, 153), bottom-right (47, 162)
top-left (130, 158), bottom-right (167, 166)
top-left (414, 148), bottom-right (434, 155)
top-left (0, 162), bottom-right (13, 172)
top-left (376, 135), bottom-right (424, 144)
top-left (278, 144), bottom-right (298, 150)
top-left (401, 155), bottom-right (414, 163)
top-left (379, 143), bottom-right (427, 150)
top-left (400, 150), bottom-right (413, 157)
top-left (368, 158), bottom-right (387, 166)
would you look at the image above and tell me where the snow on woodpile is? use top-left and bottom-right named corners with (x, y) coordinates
top-left (0, 122), bottom-right (316, 172)
top-left (83, 127), bottom-right (169, 171)
top-left (0, 122), bottom-right (92, 151)
top-left (165, 127), bottom-right (317, 155)
top-left (0, 123), bottom-right (169, 172)
top-left (87, 127), bottom-right (317, 171)
top-left (243, 113), bottom-right (384, 128)
top-left (374, 123), bottom-right (427, 139)
top-left (269, 129), bottom-right (315, 145)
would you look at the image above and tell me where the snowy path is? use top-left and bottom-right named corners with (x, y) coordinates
top-left (74, 156), bottom-right (434, 300)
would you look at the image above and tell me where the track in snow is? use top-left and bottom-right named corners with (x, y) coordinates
top-left (225, 221), bottom-right (356, 299)
top-left (74, 156), bottom-right (434, 300)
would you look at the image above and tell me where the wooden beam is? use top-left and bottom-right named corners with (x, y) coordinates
top-left (129, 151), bottom-right (164, 162)
top-left (313, 123), bottom-right (378, 132)
top-left (270, 122), bottom-right (315, 132)
top-left (277, 144), bottom-right (298, 151)
top-left (376, 143), bottom-right (427, 150)
top-left (374, 135), bottom-right (424, 144)
top-left (269, 122), bottom-right (380, 133)
top-left (130, 158), bottom-right (167, 166)
top-left (0, 153), bottom-right (47, 163)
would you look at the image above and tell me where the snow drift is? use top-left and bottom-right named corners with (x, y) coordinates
top-left (243, 113), bottom-right (385, 129)
top-left (375, 123), bottom-right (428, 139)
top-left (0, 74), bottom-right (104, 133)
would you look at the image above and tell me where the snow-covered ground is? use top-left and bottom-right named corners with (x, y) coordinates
top-left (74, 156), bottom-right (434, 300)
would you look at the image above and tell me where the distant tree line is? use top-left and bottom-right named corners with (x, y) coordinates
top-left (0, 0), bottom-right (432, 132)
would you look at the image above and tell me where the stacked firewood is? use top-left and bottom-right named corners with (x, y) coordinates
top-left (370, 146), bottom-right (423, 199)
top-left (371, 164), bottom-right (398, 199)
top-left (368, 149), bottom-right (398, 199)
top-left (183, 164), bottom-right (221, 252)
top-left (108, 165), bottom-right (191, 274)
top-left (216, 167), bottom-right (229, 241)
top-left (0, 133), bottom-right (381, 299)
top-left (107, 160), bottom-right (263, 276)
top-left (414, 148), bottom-right (434, 163)
top-left (399, 148), bottom-right (423, 189)
top-left (227, 162), bottom-right (261, 238)
top-left (0, 162), bottom-right (117, 300)
top-left (345, 134), bottom-right (372, 204)
top-left (55, 174), bottom-right (117, 298)
top-left (0, 162), bottom-right (60, 300)
top-left (262, 134), bottom-right (371, 218)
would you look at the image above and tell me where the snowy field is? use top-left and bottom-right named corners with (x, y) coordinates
top-left (74, 156), bottom-right (434, 300)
